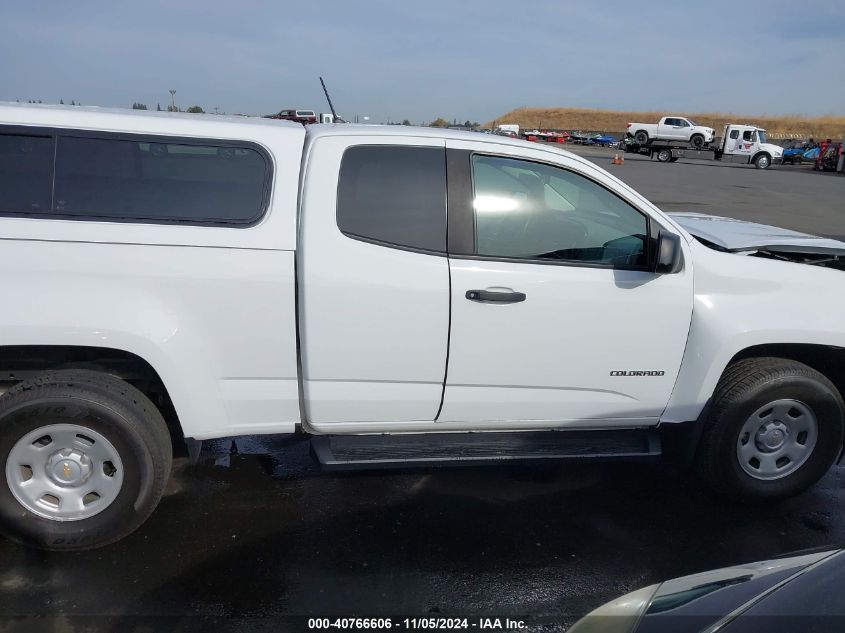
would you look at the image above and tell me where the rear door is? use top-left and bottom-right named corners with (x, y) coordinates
top-left (440, 141), bottom-right (694, 427)
top-left (299, 135), bottom-right (450, 429)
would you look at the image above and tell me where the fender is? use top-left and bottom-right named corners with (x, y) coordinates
top-left (0, 239), bottom-right (301, 439)
top-left (662, 240), bottom-right (845, 423)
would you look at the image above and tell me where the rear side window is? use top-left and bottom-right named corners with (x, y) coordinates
top-left (53, 136), bottom-right (269, 224)
top-left (337, 145), bottom-right (446, 252)
top-left (0, 127), bottom-right (271, 226)
top-left (0, 133), bottom-right (54, 213)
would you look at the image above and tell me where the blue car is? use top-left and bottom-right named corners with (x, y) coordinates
top-left (591, 134), bottom-right (617, 147)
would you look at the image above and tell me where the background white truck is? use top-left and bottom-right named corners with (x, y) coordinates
top-left (0, 103), bottom-right (844, 550)
top-left (626, 123), bottom-right (785, 169)
top-left (626, 116), bottom-right (716, 148)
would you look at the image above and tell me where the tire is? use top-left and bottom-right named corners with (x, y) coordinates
top-left (696, 357), bottom-right (845, 501)
top-left (656, 148), bottom-right (673, 162)
top-left (634, 130), bottom-right (649, 145)
top-left (690, 134), bottom-right (705, 149)
top-left (754, 153), bottom-right (772, 170)
top-left (0, 370), bottom-right (172, 550)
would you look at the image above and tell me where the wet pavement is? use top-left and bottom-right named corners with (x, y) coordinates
top-left (1, 436), bottom-right (843, 631)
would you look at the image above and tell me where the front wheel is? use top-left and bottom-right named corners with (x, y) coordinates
top-left (696, 358), bottom-right (844, 501)
top-left (0, 370), bottom-right (172, 550)
top-left (754, 153), bottom-right (772, 169)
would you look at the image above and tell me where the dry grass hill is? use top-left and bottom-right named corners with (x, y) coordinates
top-left (487, 107), bottom-right (845, 140)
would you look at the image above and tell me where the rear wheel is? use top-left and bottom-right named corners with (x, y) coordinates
top-left (634, 130), bottom-right (649, 145)
top-left (656, 148), bottom-right (673, 162)
top-left (0, 370), bottom-right (172, 550)
top-left (696, 358), bottom-right (844, 501)
top-left (690, 134), bottom-right (705, 148)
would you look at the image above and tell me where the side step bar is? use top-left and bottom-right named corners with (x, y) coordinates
top-left (311, 429), bottom-right (661, 470)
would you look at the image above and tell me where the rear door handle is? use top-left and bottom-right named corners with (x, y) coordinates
top-left (465, 289), bottom-right (526, 304)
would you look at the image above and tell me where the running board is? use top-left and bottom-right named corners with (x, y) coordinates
top-left (311, 429), bottom-right (661, 469)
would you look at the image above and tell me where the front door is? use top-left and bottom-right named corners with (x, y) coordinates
top-left (439, 143), bottom-right (694, 427)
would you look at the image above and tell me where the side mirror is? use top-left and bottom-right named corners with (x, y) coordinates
top-left (654, 231), bottom-right (683, 274)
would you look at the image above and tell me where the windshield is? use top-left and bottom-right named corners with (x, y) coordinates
top-left (686, 119), bottom-right (697, 126)
top-left (757, 130), bottom-right (767, 143)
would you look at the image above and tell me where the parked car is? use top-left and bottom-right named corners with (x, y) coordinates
top-left (590, 133), bottom-right (617, 147)
top-left (569, 548), bottom-right (845, 632)
top-left (626, 116), bottom-right (716, 148)
top-left (2, 103), bottom-right (845, 551)
top-left (264, 108), bottom-right (318, 124)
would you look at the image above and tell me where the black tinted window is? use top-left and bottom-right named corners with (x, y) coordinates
top-left (0, 133), bottom-right (54, 212)
top-left (53, 136), bottom-right (269, 224)
top-left (472, 155), bottom-right (648, 267)
top-left (337, 145), bottom-right (446, 252)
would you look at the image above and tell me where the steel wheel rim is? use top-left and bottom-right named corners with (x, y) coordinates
top-left (736, 399), bottom-right (818, 480)
top-left (759, 156), bottom-right (769, 168)
top-left (5, 423), bottom-right (124, 521)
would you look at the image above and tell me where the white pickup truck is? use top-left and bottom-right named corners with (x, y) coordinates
top-left (626, 116), bottom-right (716, 148)
top-left (1, 103), bottom-right (844, 550)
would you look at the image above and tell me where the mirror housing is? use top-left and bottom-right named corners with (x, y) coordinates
top-left (653, 231), bottom-right (683, 274)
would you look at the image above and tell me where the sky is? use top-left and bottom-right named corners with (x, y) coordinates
top-left (1, 1), bottom-right (843, 123)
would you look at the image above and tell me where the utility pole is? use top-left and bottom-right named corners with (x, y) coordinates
top-left (169, 89), bottom-right (176, 111)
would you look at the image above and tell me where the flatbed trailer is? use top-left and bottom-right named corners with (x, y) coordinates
top-left (623, 123), bottom-right (784, 170)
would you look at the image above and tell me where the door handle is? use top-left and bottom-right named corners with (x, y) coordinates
top-left (465, 289), bottom-right (526, 304)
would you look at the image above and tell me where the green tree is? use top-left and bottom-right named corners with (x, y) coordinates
top-left (402, 119), bottom-right (411, 126)
top-left (186, 105), bottom-right (204, 114)
top-left (429, 117), bottom-right (449, 128)
top-left (132, 102), bottom-right (148, 110)
top-left (156, 103), bottom-right (162, 111)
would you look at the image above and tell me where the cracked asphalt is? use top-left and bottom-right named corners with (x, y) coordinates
top-left (0, 147), bottom-right (843, 633)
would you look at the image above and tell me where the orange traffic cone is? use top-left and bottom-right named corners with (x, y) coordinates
top-left (612, 152), bottom-right (622, 165)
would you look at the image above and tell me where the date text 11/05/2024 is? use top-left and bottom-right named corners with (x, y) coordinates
top-left (307, 617), bottom-right (527, 630)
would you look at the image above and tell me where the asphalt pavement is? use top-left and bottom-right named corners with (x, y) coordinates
top-left (0, 146), bottom-right (843, 633)
top-left (569, 144), bottom-right (845, 238)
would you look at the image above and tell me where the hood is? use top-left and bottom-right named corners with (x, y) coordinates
top-left (669, 212), bottom-right (845, 257)
top-left (761, 142), bottom-right (784, 157)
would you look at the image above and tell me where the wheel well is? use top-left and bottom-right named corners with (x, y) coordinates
top-left (752, 151), bottom-right (771, 163)
top-left (663, 344), bottom-right (845, 468)
top-left (0, 345), bottom-right (185, 449)
top-left (730, 344), bottom-right (845, 401)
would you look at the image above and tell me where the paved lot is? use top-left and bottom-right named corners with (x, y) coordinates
top-left (0, 149), bottom-right (843, 632)
top-left (570, 145), bottom-right (845, 238)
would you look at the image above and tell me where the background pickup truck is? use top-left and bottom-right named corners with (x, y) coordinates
top-left (626, 116), bottom-right (716, 147)
top-left (1, 103), bottom-right (844, 551)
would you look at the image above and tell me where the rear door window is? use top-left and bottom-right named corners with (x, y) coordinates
top-left (337, 145), bottom-right (447, 252)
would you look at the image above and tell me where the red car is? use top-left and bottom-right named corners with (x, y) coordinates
top-left (265, 109), bottom-right (318, 125)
